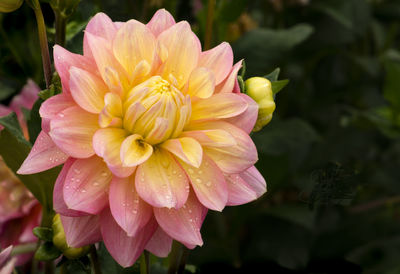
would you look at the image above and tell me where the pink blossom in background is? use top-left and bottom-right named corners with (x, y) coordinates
top-left (0, 79), bottom-right (39, 139)
top-left (0, 80), bottom-right (41, 266)
top-left (0, 246), bottom-right (16, 274)
top-left (18, 9), bottom-right (267, 267)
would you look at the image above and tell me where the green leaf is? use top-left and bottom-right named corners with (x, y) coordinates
top-left (35, 242), bottom-right (62, 261)
top-left (383, 60), bottom-right (400, 110)
top-left (0, 113), bottom-right (61, 226)
top-left (33, 227), bottom-right (53, 242)
top-left (0, 82), bottom-right (15, 101)
top-left (264, 68), bottom-right (281, 82)
top-left (233, 24), bottom-right (314, 76)
top-left (271, 79), bottom-right (289, 95)
top-left (27, 98), bottom-right (44, 144)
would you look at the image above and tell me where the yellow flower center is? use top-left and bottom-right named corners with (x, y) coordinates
top-left (99, 76), bottom-right (191, 147)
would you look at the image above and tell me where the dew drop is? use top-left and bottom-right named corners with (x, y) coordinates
top-left (188, 209), bottom-right (192, 213)
top-left (134, 199), bottom-right (139, 204)
top-left (172, 170), bottom-right (177, 175)
top-left (58, 113), bottom-right (64, 118)
top-left (188, 168), bottom-right (194, 174)
top-left (101, 171), bottom-right (108, 177)
top-left (198, 170), bottom-right (203, 175)
top-left (74, 168), bottom-right (80, 174)
top-left (132, 209), bottom-right (138, 214)
top-left (206, 181), bottom-right (211, 187)
top-left (81, 189), bottom-right (87, 193)
top-left (195, 178), bottom-right (202, 184)
top-left (93, 181), bottom-right (99, 186)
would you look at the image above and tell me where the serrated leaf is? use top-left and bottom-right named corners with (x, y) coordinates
top-left (35, 242), bottom-right (62, 261)
top-left (271, 79), bottom-right (289, 95)
top-left (265, 68), bottom-right (281, 82)
top-left (33, 227), bottom-right (53, 242)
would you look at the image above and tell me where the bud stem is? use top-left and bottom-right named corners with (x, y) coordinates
top-left (139, 250), bottom-right (150, 274)
top-left (31, 0), bottom-right (52, 88)
top-left (90, 246), bottom-right (102, 274)
top-left (54, 12), bottom-right (66, 46)
top-left (10, 242), bottom-right (37, 256)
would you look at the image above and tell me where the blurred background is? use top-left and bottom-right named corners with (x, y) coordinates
top-left (2, 0), bottom-right (400, 273)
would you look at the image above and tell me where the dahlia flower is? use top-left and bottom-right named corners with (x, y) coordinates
top-left (18, 9), bottom-right (266, 267)
top-left (0, 80), bottom-right (41, 266)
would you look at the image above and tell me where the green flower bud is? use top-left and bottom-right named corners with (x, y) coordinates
top-left (52, 214), bottom-right (90, 259)
top-left (0, 0), bottom-right (23, 13)
top-left (245, 77), bottom-right (276, 132)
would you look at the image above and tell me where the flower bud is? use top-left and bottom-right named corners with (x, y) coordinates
top-left (52, 214), bottom-right (89, 259)
top-left (0, 0), bottom-right (23, 13)
top-left (245, 77), bottom-right (276, 132)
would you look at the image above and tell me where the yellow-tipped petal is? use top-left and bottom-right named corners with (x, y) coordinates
top-left (121, 134), bottom-right (153, 167)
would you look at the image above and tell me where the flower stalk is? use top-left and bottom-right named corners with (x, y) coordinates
top-left (27, 0), bottom-right (52, 88)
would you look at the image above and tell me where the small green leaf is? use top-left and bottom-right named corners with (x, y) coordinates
top-left (271, 79), bottom-right (289, 95)
top-left (265, 68), bottom-right (281, 82)
top-left (33, 227), bottom-right (53, 242)
top-left (38, 89), bottom-right (54, 100)
top-left (35, 242), bottom-right (62, 261)
top-left (237, 76), bottom-right (245, 93)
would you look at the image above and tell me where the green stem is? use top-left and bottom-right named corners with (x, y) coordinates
top-left (167, 241), bottom-right (182, 274)
top-left (10, 243), bottom-right (37, 256)
top-left (90, 246), bottom-right (102, 274)
top-left (54, 12), bottom-right (66, 46)
top-left (31, 0), bottom-right (52, 88)
top-left (204, 0), bottom-right (215, 50)
top-left (177, 246), bottom-right (190, 274)
top-left (140, 251), bottom-right (150, 274)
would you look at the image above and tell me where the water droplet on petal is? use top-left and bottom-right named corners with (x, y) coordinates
top-left (206, 181), bottom-right (211, 187)
top-left (195, 178), bottom-right (202, 184)
top-left (188, 168), bottom-right (194, 174)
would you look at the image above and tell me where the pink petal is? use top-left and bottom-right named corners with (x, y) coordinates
top-left (198, 42), bottom-right (233, 85)
top-left (224, 93), bottom-right (258, 134)
top-left (226, 173), bottom-right (258, 206)
top-left (85, 32), bottom-right (128, 89)
top-left (83, 13), bottom-right (117, 60)
top-left (239, 166), bottom-right (267, 197)
top-left (158, 21), bottom-right (200, 88)
top-left (53, 45), bottom-right (96, 94)
top-left (61, 214), bottom-right (102, 247)
top-left (188, 121), bottom-right (258, 173)
top-left (53, 158), bottom-right (90, 217)
top-left (178, 154), bottom-right (227, 211)
top-left (109, 176), bottom-right (152, 237)
top-left (180, 129), bottom-right (236, 147)
top-left (100, 208), bottom-right (157, 267)
top-left (9, 79), bottom-right (39, 118)
top-left (154, 192), bottom-right (205, 248)
top-left (63, 156), bottom-right (112, 214)
top-left (112, 20), bottom-right (156, 82)
top-left (161, 137), bottom-right (203, 168)
top-left (92, 128), bottom-right (127, 168)
top-left (0, 105), bottom-right (11, 117)
top-left (147, 9), bottom-right (176, 37)
top-left (39, 93), bottom-right (75, 133)
top-left (215, 60), bottom-right (243, 94)
top-left (0, 257), bottom-right (16, 274)
top-left (191, 93), bottom-right (248, 121)
top-left (49, 106), bottom-right (98, 158)
top-left (17, 131), bottom-right (68, 174)
top-left (187, 67), bottom-right (215, 99)
top-left (136, 149), bottom-right (189, 209)
top-left (0, 246), bottom-right (13, 267)
top-left (145, 227), bottom-right (172, 257)
top-left (69, 67), bottom-right (108, 113)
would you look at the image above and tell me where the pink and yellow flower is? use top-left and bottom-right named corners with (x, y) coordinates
top-left (18, 9), bottom-right (266, 267)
